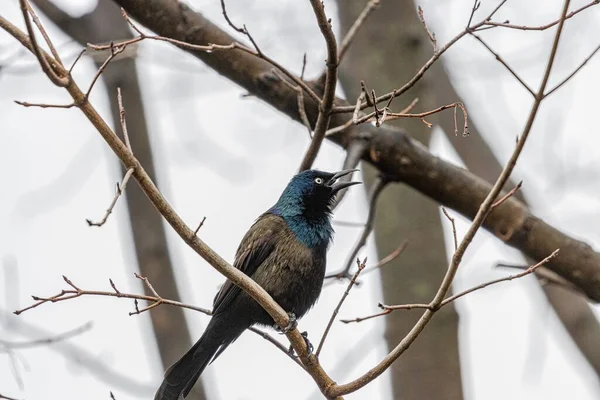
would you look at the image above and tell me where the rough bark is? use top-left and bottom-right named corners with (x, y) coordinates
top-left (31, 1), bottom-right (207, 398)
top-left (336, 1), bottom-right (462, 399)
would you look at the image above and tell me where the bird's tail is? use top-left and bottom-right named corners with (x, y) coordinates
top-left (154, 318), bottom-right (246, 400)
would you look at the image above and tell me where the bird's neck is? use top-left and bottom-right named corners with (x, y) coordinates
top-left (283, 214), bottom-right (333, 249)
top-left (269, 202), bottom-right (333, 249)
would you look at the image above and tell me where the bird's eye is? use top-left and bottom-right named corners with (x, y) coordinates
top-left (314, 177), bottom-right (324, 185)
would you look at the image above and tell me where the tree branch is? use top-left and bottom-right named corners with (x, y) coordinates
top-left (298, 0), bottom-right (338, 171)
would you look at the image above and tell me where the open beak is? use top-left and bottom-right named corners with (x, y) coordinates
top-left (327, 168), bottom-right (361, 193)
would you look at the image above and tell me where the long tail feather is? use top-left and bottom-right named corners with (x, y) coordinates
top-left (154, 317), bottom-right (246, 400)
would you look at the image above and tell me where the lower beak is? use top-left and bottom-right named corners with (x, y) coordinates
top-left (327, 169), bottom-right (361, 193)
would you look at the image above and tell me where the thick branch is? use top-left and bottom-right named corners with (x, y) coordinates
top-left (110, 0), bottom-right (600, 301)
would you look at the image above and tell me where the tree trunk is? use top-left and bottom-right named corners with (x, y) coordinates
top-left (336, 2), bottom-right (463, 399)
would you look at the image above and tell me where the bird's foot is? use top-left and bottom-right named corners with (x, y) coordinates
top-left (288, 331), bottom-right (313, 356)
top-left (274, 312), bottom-right (297, 334)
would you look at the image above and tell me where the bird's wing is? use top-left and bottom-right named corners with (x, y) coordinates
top-left (212, 213), bottom-right (282, 315)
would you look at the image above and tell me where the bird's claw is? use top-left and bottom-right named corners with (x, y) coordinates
top-left (274, 312), bottom-right (297, 334)
top-left (288, 331), bottom-right (313, 356)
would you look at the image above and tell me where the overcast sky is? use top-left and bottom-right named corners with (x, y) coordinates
top-left (1, 0), bottom-right (600, 399)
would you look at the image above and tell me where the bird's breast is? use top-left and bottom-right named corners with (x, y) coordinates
top-left (253, 235), bottom-right (327, 319)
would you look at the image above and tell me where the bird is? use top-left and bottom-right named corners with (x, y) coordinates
top-left (155, 169), bottom-right (360, 400)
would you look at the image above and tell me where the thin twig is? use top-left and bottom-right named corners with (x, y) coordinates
top-left (338, 0), bottom-right (380, 62)
top-left (466, 0), bottom-right (481, 28)
top-left (18, 0), bottom-right (68, 87)
top-left (85, 42), bottom-right (126, 100)
top-left (316, 258), bottom-right (367, 357)
top-left (248, 327), bottom-right (305, 369)
top-left (491, 181), bottom-right (522, 209)
top-left (86, 168), bottom-right (134, 227)
top-left (437, 249), bottom-right (559, 306)
top-left (441, 208), bottom-right (458, 251)
top-left (361, 241), bottom-right (408, 276)
top-left (14, 275), bottom-right (211, 316)
top-left (273, 69), bottom-right (312, 137)
top-left (193, 216), bottom-right (207, 237)
top-left (0, 321), bottom-right (92, 349)
top-left (117, 87), bottom-right (132, 151)
top-left (385, 101), bottom-right (469, 135)
top-left (418, 6), bottom-right (437, 52)
top-left (545, 43), bottom-right (600, 97)
top-left (482, 0), bottom-right (598, 31)
top-left (332, 220), bottom-right (365, 228)
top-left (470, 33), bottom-right (535, 97)
top-left (219, 0), bottom-right (262, 55)
top-left (68, 48), bottom-right (86, 74)
top-left (331, 140), bottom-right (367, 209)
top-left (25, 1), bottom-right (63, 66)
top-left (301, 53), bottom-right (307, 80)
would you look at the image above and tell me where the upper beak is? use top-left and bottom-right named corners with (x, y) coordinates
top-left (327, 168), bottom-right (362, 193)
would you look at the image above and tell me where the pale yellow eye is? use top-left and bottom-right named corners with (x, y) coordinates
top-left (315, 177), bottom-right (324, 185)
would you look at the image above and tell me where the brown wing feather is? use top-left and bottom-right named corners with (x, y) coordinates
top-left (212, 214), bottom-right (284, 315)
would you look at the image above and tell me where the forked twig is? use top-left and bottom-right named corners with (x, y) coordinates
top-left (342, 249), bottom-right (559, 323)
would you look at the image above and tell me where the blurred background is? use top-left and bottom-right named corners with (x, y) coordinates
top-left (1, 0), bottom-right (599, 399)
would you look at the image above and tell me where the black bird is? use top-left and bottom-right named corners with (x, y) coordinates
top-left (155, 169), bottom-right (360, 400)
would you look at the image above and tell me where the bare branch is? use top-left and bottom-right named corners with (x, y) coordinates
top-left (482, 0), bottom-right (598, 31)
top-left (298, 0), bottom-right (338, 171)
top-left (317, 258), bottom-right (366, 357)
top-left (545, 43), bottom-right (600, 97)
top-left (441, 207), bottom-right (458, 251)
top-left (193, 216), bottom-right (207, 237)
top-left (361, 241), bottom-right (408, 277)
top-left (219, 0), bottom-right (262, 55)
top-left (0, 321), bottom-right (92, 349)
top-left (25, 1), bottom-right (63, 65)
top-left (418, 6), bottom-right (437, 52)
top-left (491, 181), bottom-right (522, 209)
top-left (18, 0), bottom-right (69, 87)
top-left (338, 0), bottom-right (380, 62)
top-left (273, 69), bottom-right (313, 138)
top-left (86, 168), bottom-right (134, 227)
top-left (13, 275), bottom-right (212, 317)
top-left (330, 140), bottom-right (367, 209)
top-left (116, 87), bottom-right (132, 151)
top-left (470, 33), bottom-right (535, 97)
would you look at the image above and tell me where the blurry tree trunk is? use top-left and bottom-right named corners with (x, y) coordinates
top-left (337, 2), bottom-right (463, 399)
top-left (434, 54), bottom-right (600, 379)
top-left (31, 1), bottom-right (207, 398)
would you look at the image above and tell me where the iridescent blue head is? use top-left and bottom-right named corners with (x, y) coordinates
top-left (269, 169), bottom-right (361, 248)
